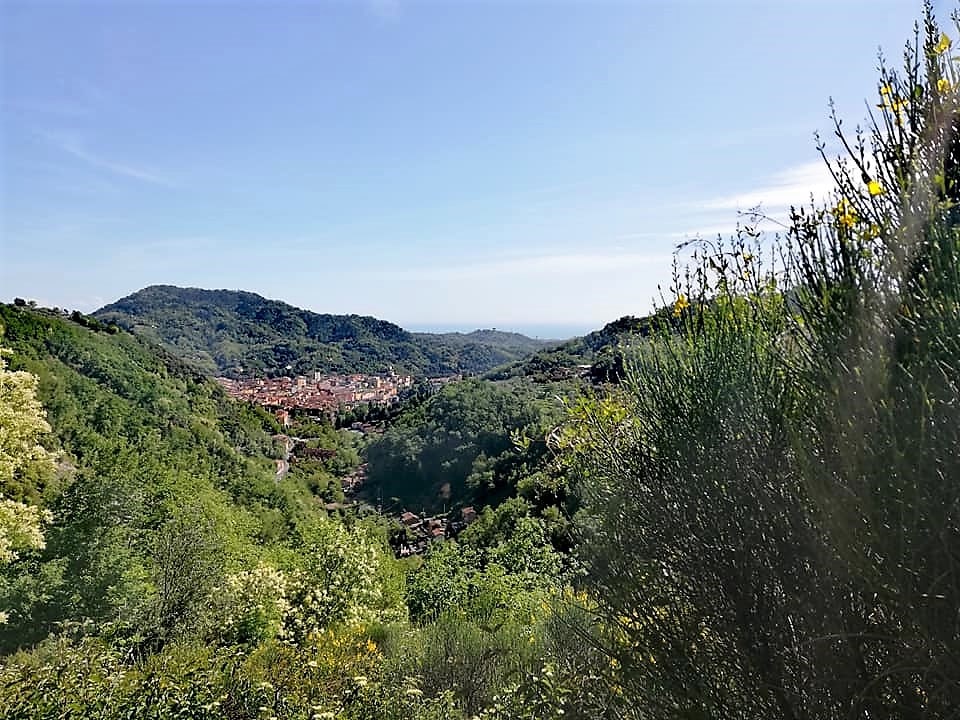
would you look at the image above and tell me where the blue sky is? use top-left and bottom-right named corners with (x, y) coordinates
top-left (0, 0), bottom-right (931, 334)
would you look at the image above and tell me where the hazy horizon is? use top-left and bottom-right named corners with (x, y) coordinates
top-left (4, 287), bottom-right (594, 341)
top-left (404, 321), bottom-right (594, 340)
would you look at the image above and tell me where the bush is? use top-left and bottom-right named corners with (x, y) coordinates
top-left (562, 7), bottom-right (960, 717)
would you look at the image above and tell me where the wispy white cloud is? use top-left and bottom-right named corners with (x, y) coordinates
top-left (703, 160), bottom-right (836, 213)
top-left (39, 131), bottom-right (175, 187)
top-left (661, 160), bottom-right (839, 242)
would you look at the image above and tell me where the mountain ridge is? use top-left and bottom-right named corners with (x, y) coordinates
top-left (94, 285), bottom-right (556, 377)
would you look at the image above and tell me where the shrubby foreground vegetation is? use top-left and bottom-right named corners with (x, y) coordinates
top-left (2, 6), bottom-right (960, 718)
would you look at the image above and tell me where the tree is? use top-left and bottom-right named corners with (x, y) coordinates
top-left (0, 349), bottom-right (55, 623)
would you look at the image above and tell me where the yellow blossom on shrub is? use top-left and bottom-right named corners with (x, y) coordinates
top-left (867, 180), bottom-right (884, 196)
top-left (938, 77), bottom-right (953, 94)
top-left (673, 294), bottom-right (690, 317)
top-left (935, 32), bottom-right (952, 55)
top-left (833, 198), bottom-right (858, 229)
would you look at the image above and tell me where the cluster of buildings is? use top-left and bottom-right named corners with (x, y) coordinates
top-left (396, 506), bottom-right (478, 557)
top-left (216, 371), bottom-right (415, 415)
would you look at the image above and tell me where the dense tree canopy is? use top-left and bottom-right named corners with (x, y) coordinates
top-left (365, 378), bottom-right (571, 515)
top-left (94, 285), bottom-right (553, 377)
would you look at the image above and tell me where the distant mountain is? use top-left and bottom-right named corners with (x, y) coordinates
top-left (94, 285), bottom-right (552, 377)
top-left (416, 328), bottom-right (553, 355)
top-left (486, 313), bottom-right (670, 383)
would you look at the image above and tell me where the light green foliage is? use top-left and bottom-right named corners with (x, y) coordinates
top-left (407, 516), bottom-right (563, 628)
top-left (478, 663), bottom-right (574, 720)
top-left (0, 634), bottom-right (470, 720)
top-left (0, 351), bottom-right (56, 493)
top-left (213, 563), bottom-right (291, 644)
top-left (0, 305), bottom-right (324, 649)
top-left (486, 515), bottom-right (563, 579)
top-left (412, 612), bottom-right (535, 716)
top-left (0, 499), bottom-right (50, 567)
top-left (406, 541), bottom-right (480, 622)
top-left (282, 519), bottom-right (406, 641)
top-left (402, 536), bottom-right (561, 714)
top-left (0, 349), bottom-right (56, 624)
top-left (151, 512), bottom-right (226, 642)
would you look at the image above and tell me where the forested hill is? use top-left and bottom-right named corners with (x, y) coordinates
top-left (417, 328), bottom-right (553, 355)
top-left (94, 285), bottom-right (552, 377)
top-left (0, 302), bottom-right (330, 649)
top-left (487, 312), bottom-right (668, 382)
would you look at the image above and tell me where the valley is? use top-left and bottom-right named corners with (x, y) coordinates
top-left (2, 4), bottom-right (959, 718)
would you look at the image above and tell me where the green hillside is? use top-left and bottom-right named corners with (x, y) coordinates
top-left (94, 285), bottom-right (550, 377)
top-left (418, 328), bottom-right (554, 356)
top-left (0, 303), bottom-right (332, 649)
top-left (365, 377), bottom-right (574, 516)
top-left (486, 312), bottom-right (669, 382)
top-left (0, 302), bottom-right (568, 719)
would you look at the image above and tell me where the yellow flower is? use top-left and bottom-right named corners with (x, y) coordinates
top-left (938, 77), bottom-right (953, 94)
top-left (880, 84), bottom-right (892, 96)
top-left (935, 32), bottom-right (952, 55)
top-left (867, 180), bottom-right (884, 196)
top-left (834, 199), bottom-right (858, 229)
top-left (673, 294), bottom-right (690, 317)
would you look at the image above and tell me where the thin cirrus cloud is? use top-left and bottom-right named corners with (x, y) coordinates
top-left (663, 159), bottom-right (841, 242)
top-left (703, 160), bottom-right (837, 214)
top-left (39, 131), bottom-right (176, 187)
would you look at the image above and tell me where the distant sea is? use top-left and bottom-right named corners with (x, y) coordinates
top-left (406, 323), bottom-right (595, 341)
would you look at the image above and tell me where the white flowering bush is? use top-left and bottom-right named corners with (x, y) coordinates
top-left (281, 520), bottom-right (401, 642)
top-left (0, 349), bottom-right (55, 625)
top-left (0, 499), bottom-right (50, 566)
top-left (214, 563), bottom-right (290, 644)
top-left (0, 351), bottom-right (55, 489)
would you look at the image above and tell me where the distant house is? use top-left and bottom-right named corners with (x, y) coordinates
top-left (400, 511), bottom-right (420, 526)
top-left (461, 506), bottom-right (478, 524)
